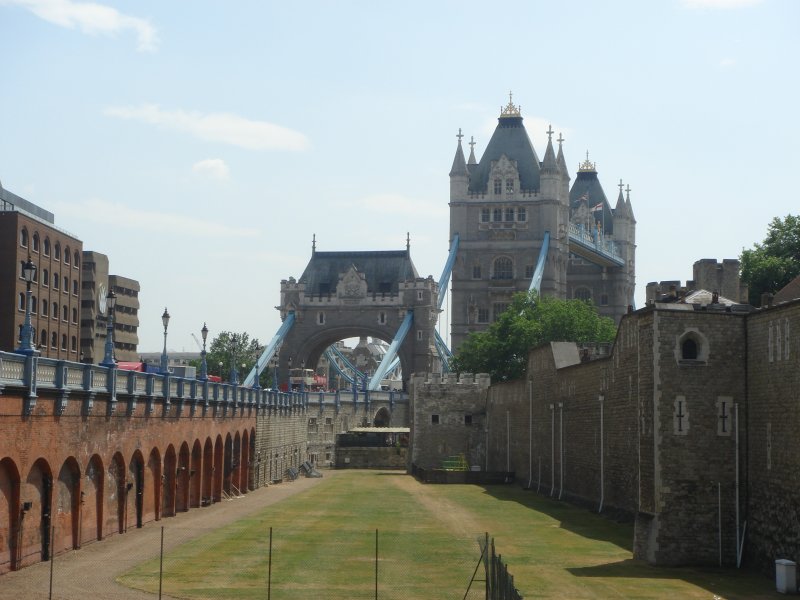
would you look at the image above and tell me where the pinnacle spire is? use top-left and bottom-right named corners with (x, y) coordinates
top-left (468, 136), bottom-right (477, 165)
top-left (556, 132), bottom-right (569, 179)
top-left (542, 125), bottom-right (558, 173)
top-left (615, 179), bottom-right (626, 211)
top-left (449, 128), bottom-right (468, 177)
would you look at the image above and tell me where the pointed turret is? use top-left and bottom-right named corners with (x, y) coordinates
top-left (540, 125), bottom-right (560, 197)
top-left (615, 179), bottom-right (626, 213)
top-left (626, 184), bottom-right (636, 222)
top-left (449, 128), bottom-right (469, 200)
top-left (556, 132), bottom-right (571, 201)
top-left (467, 136), bottom-right (477, 166)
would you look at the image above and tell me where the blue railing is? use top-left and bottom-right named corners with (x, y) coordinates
top-left (567, 223), bottom-right (623, 266)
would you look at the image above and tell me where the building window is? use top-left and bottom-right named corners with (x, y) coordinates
top-left (64, 247), bottom-right (70, 265)
top-left (63, 275), bottom-right (68, 291)
top-left (19, 261), bottom-right (25, 278)
top-left (50, 331), bottom-right (57, 348)
top-left (31, 296), bottom-right (37, 313)
top-left (74, 251), bottom-right (80, 266)
top-left (72, 307), bottom-right (78, 323)
top-left (20, 229), bottom-right (28, 247)
top-left (677, 329), bottom-right (708, 364)
top-left (477, 308), bottom-right (489, 323)
top-left (62, 304), bottom-right (68, 321)
top-left (52, 273), bottom-right (59, 289)
top-left (417, 291), bottom-right (423, 300)
top-left (600, 294), bottom-right (609, 306)
top-left (72, 279), bottom-right (78, 295)
top-left (44, 238), bottom-right (50, 256)
top-left (51, 302), bottom-right (57, 318)
top-left (71, 336), bottom-right (77, 352)
top-left (32, 233), bottom-right (39, 252)
top-left (379, 312), bottom-right (387, 325)
top-left (575, 287), bottom-right (591, 301)
top-left (493, 257), bottom-right (513, 280)
top-left (43, 269), bottom-right (49, 287)
top-left (493, 208), bottom-right (502, 222)
top-left (493, 179), bottom-right (502, 195)
top-left (40, 330), bottom-right (47, 347)
top-left (41, 300), bottom-right (48, 316)
top-left (505, 207), bottom-right (514, 221)
top-left (505, 179), bottom-right (514, 193)
top-left (681, 339), bottom-right (698, 360)
top-left (431, 414), bottom-right (439, 425)
top-left (317, 312), bottom-right (325, 325)
top-left (493, 303), bottom-right (509, 321)
top-left (464, 414), bottom-right (473, 425)
top-left (54, 243), bottom-right (61, 261)
top-left (517, 207), bottom-right (526, 222)
top-left (481, 208), bottom-right (490, 223)
top-left (524, 264), bottom-right (534, 279)
top-left (417, 330), bottom-right (423, 341)
top-left (472, 265), bottom-right (481, 279)
top-left (61, 334), bottom-right (67, 351)
top-left (18, 292), bottom-right (25, 311)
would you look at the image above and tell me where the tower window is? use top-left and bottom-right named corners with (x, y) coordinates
top-left (575, 287), bottom-right (591, 301)
top-left (481, 208), bottom-right (490, 223)
top-left (493, 303), bottom-right (509, 321)
top-left (20, 229), bottom-right (28, 247)
top-left (472, 265), bottom-right (481, 279)
top-left (493, 257), bottom-right (513, 280)
top-left (505, 179), bottom-right (514, 193)
top-left (505, 207), bottom-right (514, 221)
top-left (517, 207), bottom-right (527, 222)
top-left (44, 239), bottom-right (50, 256)
top-left (493, 179), bottom-right (502, 195)
top-left (493, 208), bottom-right (502, 222)
top-left (477, 308), bottom-right (489, 323)
top-left (525, 265), bottom-right (534, 279)
top-left (33, 233), bottom-right (40, 252)
top-left (681, 339), bottom-right (698, 360)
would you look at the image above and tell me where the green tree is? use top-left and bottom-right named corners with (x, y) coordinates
top-left (451, 293), bottom-right (617, 382)
top-left (740, 214), bottom-right (800, 305)
top-left (204, 331), bottom-right (265, 384)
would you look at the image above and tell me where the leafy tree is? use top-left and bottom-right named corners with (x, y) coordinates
top-left (451, 293), bottom-right (617, 382)
top-left (204, 331), bottom-right (265, 384)
top-left (740, 214), bottom-right (800, 306)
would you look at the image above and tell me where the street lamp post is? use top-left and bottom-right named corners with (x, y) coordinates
top-left (100, 289), bottom-right (117, 367)
top-left (199, 323), bottom-right (208, 381)
top-left (16, 256), bottom-right (38, 355)
top-left (218, 361), bottom-right (223, 381)
top-left (160, 307), bottom-right (170, 373)
top-left (231, 356), bottom-right (238, 386)
top-left (253, 356), bottom-right (261, 390)
top-left (288, 356), bottom-right (293, 392)
top-left (300, 359), bottom-right (306, 394)
top-left (271, 355), bottom-right (279, 391)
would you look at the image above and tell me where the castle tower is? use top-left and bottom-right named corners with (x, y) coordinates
top-left (449, 95), bottom-right (570, 351)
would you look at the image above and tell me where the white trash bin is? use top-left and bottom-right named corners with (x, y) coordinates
top-left (776, 559), bottom-right (797, 594)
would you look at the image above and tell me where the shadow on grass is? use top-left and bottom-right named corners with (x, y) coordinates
top-left (568, 558), bottom-right (777, 599)
top-left (477, 483), bottom-right (633, 551)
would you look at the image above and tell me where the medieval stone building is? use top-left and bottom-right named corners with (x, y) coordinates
top-left (448, 96), bottom-right (636, 351)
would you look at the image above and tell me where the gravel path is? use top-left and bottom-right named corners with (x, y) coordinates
top-left (0, 472), bottom-right (334, 599)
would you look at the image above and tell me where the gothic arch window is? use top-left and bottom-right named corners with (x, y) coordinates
top-left (44, 238), bottom-right (51, 256)
top-left (51, 302), bottom-right (57, 318)
top-left (50, 331), bottom-right (57, 348)
top-left (492, 257), bottom-right (513, 280)
top-left (53, 273), bottom-right (59, 289)
top-left (43, 268), bottom-right (49, 287)
top-left (62, 304), bottom-right (68, 321)
top-left (63, 275), bottom-right (68, 291)
top-left (676, 329), bottom-right (709, 364)
top-left (33, 232), bottom-right (40, 252)
top-left (72, 307), bottom-right (78, 323)
top-left (73, 251), bottom-right (80, 266)
top-left (20, 228), bottom-right (28, 247)
top-left (71, 336), bottom-right (77, 352)
top-left (64, 247), bottom-right (70, 265)
top-left (61, 334), bottom-right (67, 350)
top-left (54, 243), bottom-right (61, 261)
top-left (40, 329), bottom-right (47, 347)
top-left (31, 296), bottom-right (37, 313)
top-left (42, 299), bottom-right (48, 316)
top-left (574, 287), bottom-right (592, 301)
top-left (18, 292), bottom-right (25, 311)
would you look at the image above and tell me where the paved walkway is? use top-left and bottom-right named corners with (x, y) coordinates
top-left (0, 473), bottom-right (334, 599)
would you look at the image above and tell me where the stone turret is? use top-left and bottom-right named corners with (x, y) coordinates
top-left (449, 129), bottom-right (469, 200)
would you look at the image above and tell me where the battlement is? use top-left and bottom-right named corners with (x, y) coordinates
top-left (410, 372), bottom-right (491, 388)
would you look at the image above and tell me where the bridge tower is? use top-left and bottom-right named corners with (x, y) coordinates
top-left (277, 243), bottom-right (440, 390)
top-left (448, 95), bottom-right (636, 352)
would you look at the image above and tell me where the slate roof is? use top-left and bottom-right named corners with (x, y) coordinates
top-left (468, 115), bottom-right (541, 193)
top-left (299, 250), bottom-right (419, 295)
top-left (569, 169), bottom-right (614, 235)
top-left (774, 274), bottom-right (800, 304)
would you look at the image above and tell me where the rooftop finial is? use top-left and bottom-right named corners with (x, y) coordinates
top-left (546, 124), bottom-right (554, 142)
top-left (557, 132), bottom-right (564, 147)
top-left (625, 184), bottom-right (631, 201)
top-left (456, 128), bottom-right (463, 144)
top-left (469, 136), bottom-right (475, 153)
top-left (312, 233), bottom-right (316, 254)
top-left (578, 150), bottom-right (596, 172)
top-left (406, 232), bottom-right (410, 252)
top-left (618, 179), bottom-right (624, 194)
top-left (500, 91), bottom-right (521, 117)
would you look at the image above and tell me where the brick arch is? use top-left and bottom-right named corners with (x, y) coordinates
top-left (241, 429), bottom-right (250, 492)
top-left (0, 457), bottom-right (21, 572)
top-left (162, 445), bottom-right (177, 518)
top-left (190, 440), bottom-right (202, 509)
top-left (23, 458), bottom-right (53, 563)
top-left (373, 406), bottom-right (391, 427)
top-left (147, 448), bottom-right (162, 522)
top-left (223, 434), bottom-right (233, 496)
top-left (213, 435), bottom-right (223, 502)
top-left (232, 432), bottom-right (242, 493)
top-left (83, 454), bottom-right (104, 544)
top-left (109, 452), bottom-right (126, 534)
top-left (129, 450), bottom-right (145, 528)
top-left (55, 457), bottom-right (81, 554)
top-left (203, 437), bottom-right (215, 505)
top-left (176, 442), bottom-right (190, 513)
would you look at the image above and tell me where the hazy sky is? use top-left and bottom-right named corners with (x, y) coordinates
top-left (1, 0), bottom-right (797, 352)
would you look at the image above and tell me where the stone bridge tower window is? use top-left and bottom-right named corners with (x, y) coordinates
top-left (493, 257), bottom-right (513, 280)
top-left (676, 329), bottom-right (709, 364)
top-left (681, 338), bottom-right (697, 360)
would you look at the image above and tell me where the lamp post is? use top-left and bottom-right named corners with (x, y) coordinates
top-left (16, 256), bottom-right (38, 355)
top-left (231, 356), bottom-right (238, 386)
top-left (100, 289), bottom-right (117, 367)
top-left (271, 355), bottom-right (279, 391)
top-left (199, 323), bottom-right (208, 381)
top-left (288, 356), bottom-right (293, 392)
top-left (160, 307), bottom-right (170, 373)
top-left (300, 359), bottom-right (306, 394)
top-left (253, 356), bottom-right (261, 390)
top-left (218, 361), bottom-right (223, 381)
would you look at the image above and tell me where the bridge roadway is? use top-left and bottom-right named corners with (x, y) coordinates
top-left (0, 350), bottom-right (406, 575)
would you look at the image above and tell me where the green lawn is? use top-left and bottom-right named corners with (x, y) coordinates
top-left (118, 471), bottom-right (776, 599)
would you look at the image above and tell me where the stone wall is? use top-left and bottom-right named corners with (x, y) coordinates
top-left (335, 447), bottom-right (407, 469)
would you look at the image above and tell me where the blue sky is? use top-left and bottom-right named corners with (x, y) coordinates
top-left (1, 0), bottom-right (797, 352)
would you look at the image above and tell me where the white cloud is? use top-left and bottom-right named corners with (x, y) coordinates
top-left (346, 194), bottom-right (448, 218)
top-left (2, 0), bottom-right (158, 52)
top-left (192, 158), bottom-right (230, 180)
top-left (54, 198), bottom-right (258, 237)
top-left (680, 0), bottom-right (763, 8)
top-left (719, 57), bottom-right (737, 68)
top-left (104, 104), bottom-right (309, 151)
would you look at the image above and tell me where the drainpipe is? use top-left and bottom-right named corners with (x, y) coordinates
top-left (598, 395), bottom-right (604, 513)
top-left (528, 380), bottom-right (533, 489)
top-left (550, 403), bottom-right (555, 497)
top-left (558, 402), bottom-right (564, 500)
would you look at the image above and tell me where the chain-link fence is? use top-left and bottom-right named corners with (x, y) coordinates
top-left (8, 525), bottom-right (502, 599)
